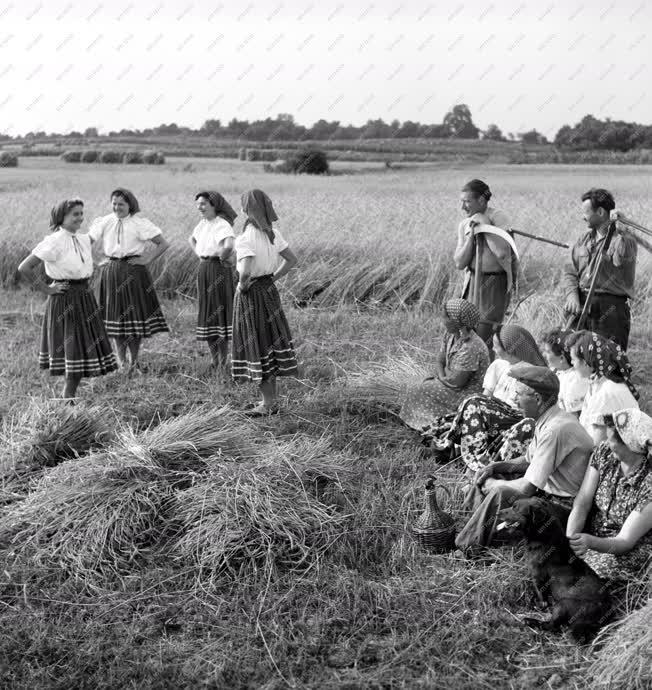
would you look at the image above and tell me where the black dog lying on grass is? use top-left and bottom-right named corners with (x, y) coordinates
top-left (498, 497), bottom-right (613, 641)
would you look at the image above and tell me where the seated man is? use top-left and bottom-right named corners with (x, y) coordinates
top-left (455, 364), bottom-right (594, 553)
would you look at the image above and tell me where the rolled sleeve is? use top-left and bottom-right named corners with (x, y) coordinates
top-left (562, 244), bottom-right (580, 299)
top-left (523, 428), bottom-right (560, 490)
top-left (235, 235), bottom-right (256, 259)
top-left (88, 216), bottom-right (107, 242)
top-left (32, 235), bottom-right (60, 262)
top-left (489, 209), bottom-right (510, 230)
top-left (135, 216), bottom-right (163, 241)
top-left (611, 233), bottom-right (637, 268)
top-left (273, 227), bottom-right (289, 252)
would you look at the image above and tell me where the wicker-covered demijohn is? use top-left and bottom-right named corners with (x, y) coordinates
top-left (412, 476), bottom-right (456, 553)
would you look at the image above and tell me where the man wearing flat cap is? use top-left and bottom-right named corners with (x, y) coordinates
top-left (455, 363), bottom-right (594, 552)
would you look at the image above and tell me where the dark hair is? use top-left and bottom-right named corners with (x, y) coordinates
top-left (602, 414), bottom-right (625, 443)
top-left (564, 329), bottom-right (585, 351)
top-left (194, 190), bottom-right (237, 225)
top-left (49, 198), bottom-right (84, 231)
top-left (110, 187), bottom-right (140, 214)
top-left (462, 179), bottom-right (492, 202)
top-left (581, 188), bottom-right (615, 214)
top-left (540, 327), bottom-right (572, 365)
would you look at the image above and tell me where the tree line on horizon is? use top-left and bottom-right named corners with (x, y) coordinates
top-left (3, 106), bottom-right (652, 152)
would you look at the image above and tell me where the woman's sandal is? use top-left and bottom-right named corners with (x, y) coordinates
top-left (244, 402), bottom-right (280, 417)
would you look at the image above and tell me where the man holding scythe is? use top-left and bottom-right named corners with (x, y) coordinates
top-left (454, 179), bottom-right (519, 357)
top-left (563, 188), bottom-right (637, 350)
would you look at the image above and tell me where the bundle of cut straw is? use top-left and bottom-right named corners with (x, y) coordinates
top-left (171, 435), bottom-right (356, 584)
top-left (0, 402), bottom-right (112, 505)
top-left (116, 405), bottom-right (266, 473)
top-left (0, 451), bottom-right (173, 578)
top-left (587, 596), bottom-right (652, 689)
top-left (346, 355), bottom-right (431, 408)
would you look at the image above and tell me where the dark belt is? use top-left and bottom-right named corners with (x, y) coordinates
top-left (468, 269), bottom-right (505, 276)
top-left (49, 278), bottom-right (89, 285)
top-left (252, 274), bottom-right (274, 282)
top-left (534, 488), bottom-right (573, 509)
top-left (200, 256), bottom-right (222, 263)
top-left (580, 290), bottom-right (628, 301)
top-left (109, 255), bottom-right (141, 261)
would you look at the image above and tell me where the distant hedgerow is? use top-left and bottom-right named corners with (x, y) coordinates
top-left (122, 151), bottom-right (144, 164)
top-left (142, 150), bottom-right (165, 164)
top-left (60, 150), bottom-right (81, 163)
top-left (99, 150), bottom-right (123, 163)
top-left (81, 150), bottom-right (100, 163)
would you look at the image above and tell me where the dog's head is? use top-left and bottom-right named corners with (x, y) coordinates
top-left (497, 497), bottom-right (564, 542)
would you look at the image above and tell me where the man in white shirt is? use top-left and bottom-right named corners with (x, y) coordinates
top-left (455, 364), bottom-right (594, 554)
top-left (454, 179), bottom-right (517, 357)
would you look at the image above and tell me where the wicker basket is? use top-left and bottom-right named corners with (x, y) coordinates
top-left (412, 477), bottom-right (456, 553)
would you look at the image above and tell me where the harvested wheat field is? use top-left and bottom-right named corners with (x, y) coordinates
top-left (0, 157), bottom-right (651, 688)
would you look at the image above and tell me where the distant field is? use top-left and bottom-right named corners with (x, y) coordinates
top-left (2, 157), bottom-right (652, 336)
top-left (0, 157), bottom-right (651, 688)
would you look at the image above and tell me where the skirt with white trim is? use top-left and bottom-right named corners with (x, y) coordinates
top-left (39, 282), bottom-right (118, 377)
top-left (231, 275), bottom-right (298, 383)
top-left (196, 259), bottom-right (235, 341)
top-left (97, 259), bottom-right (169, 338)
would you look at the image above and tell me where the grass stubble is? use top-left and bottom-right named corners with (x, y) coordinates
top-left (0, 160), bottom-right (649, 688)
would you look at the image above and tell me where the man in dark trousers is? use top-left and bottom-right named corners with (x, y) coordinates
top-left (454, 179), bottom-right (518, 357)
top-left (563, 188), bottom-right (637, 350)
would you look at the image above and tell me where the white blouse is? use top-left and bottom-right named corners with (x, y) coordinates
top-left (483, 358), bottom-right (520, 408)
top-left (32, 229), bottom-right (93, 280)
top-left (579, 376), bottom-right (639, 443)
top-left (88, 213), bottom-right (162, 258)
top-left (191, 217), bottom-right (235, 257)
top-left (235, 224), bottom-right (289, 278)
top-left (556, 368), bottom-right (589, 413)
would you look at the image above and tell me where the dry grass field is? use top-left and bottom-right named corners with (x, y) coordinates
top-left (0, 157), bottom-right (651, 688)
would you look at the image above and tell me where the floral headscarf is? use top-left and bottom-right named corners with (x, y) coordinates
top-left (444, 298), bottom-right (480, 330)
top-left (573, 331), bottom-right (638, 399)
top-left (612, 408), bottom-right (652, 454)
top-left (496, 325), bottom-right (546, 366)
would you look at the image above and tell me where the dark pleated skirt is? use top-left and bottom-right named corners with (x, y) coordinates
top-left (39, 283), bottom-right (118, 377)
top-left (231, 275), bottom-right (298, 383)
top-left (196, 259), bottom-right (235, 341)
top-left (97, 260), bottom-right (169, 338)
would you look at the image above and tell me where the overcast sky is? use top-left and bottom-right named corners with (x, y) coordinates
top-left (1, 0), bottom-right (650, 137)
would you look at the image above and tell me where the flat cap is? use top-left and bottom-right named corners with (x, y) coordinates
top-left (507, 363), bottom-right (560, 398)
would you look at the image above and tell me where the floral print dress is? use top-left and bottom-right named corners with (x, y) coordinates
top-left (581, 443), bottom-right (652, 581)
top-left (400, 330), bottom-right (490, 433)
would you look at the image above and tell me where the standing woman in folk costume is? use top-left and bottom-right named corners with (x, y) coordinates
top-left (89, 188), bottom-right (170, 372)
top-left (189, 191), bottom-right (237, 374)
top-left (232, 189), bottom-right (298, 415)
top-left (17, 199), bottom-right (118, 402)
top-left (454, 179), bottom-right (519, 358)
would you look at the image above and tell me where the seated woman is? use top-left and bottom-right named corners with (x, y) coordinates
top-left (570, 331), bottom-right (639, 445)
top-left (432, 324), bottom-right (546, 471)
top-left (567, 408), bottom-right (652, 582)
top-left (399, 298), bottom-right (490, 434)
top-left (540, 327), bottom-right (588, 415)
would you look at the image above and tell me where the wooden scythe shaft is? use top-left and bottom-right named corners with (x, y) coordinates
top-left (473, 232), bottom-right (484, 308)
